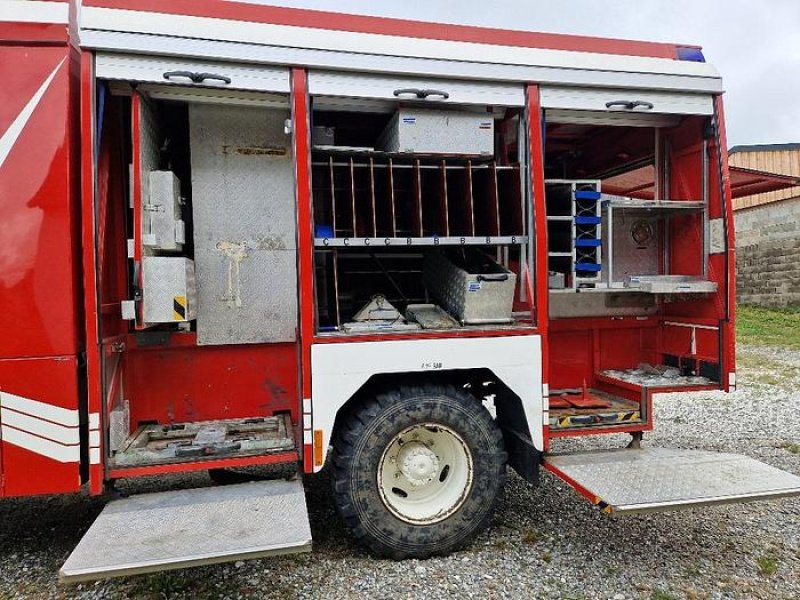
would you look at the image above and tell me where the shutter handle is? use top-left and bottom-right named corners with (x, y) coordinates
top-left (393, 88), bottom-right (450, 100)
top-left (163, 71), bottom-right (232, 84)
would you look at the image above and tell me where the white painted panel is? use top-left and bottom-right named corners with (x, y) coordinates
top-left (540, 86), bottom-right (714, 116)
top-left (308, 71), bottom-right (524, 107)
top-left (1, 410), bottom-right (80, 445)
top-left (0, 0), bottom-right (68, 24)
top-left (81, 7), bottom-right (719, 81)
top-left (311, 335), bottom-right (543, 471)
top-left (96, 52), bottom-right (290, 94)
top-left (0, 391), bottom-right (79, 427)
top-left (83, 31), bottom-right (724, 95)
top-left (1, 426), bottom-right (80, 463)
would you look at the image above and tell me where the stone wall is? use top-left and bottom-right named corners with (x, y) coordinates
top-left (734, 196), bottom-right (800, 306)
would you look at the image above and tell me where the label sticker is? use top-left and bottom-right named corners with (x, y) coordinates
top-left (467, 281), bottom-right (482, 293)
top-left (402, 117), bottom-right (417, 124)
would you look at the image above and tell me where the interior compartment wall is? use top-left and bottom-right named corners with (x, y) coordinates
top-left (549, 323), bottom-right (657, 389)
top-left (189, 103), bottom-right (297, 345)
top-left (124, 342), bottom-right (300, 426)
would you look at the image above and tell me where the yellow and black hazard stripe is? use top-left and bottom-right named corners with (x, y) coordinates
top-left (620, 411), bottom-right (640, 422)
top-left (552, 410), bottom-right (642, 429)
top-left (173, 295), bottom-right (187, 321)
top-left (593, 497), bottom-right (614, 515)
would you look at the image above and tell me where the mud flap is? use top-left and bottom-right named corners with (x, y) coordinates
top-left (544, 447), bottom-right (800, 514)
top-left (60, 478), bottom-right (311, 582)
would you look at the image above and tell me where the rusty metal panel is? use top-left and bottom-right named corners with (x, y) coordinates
top-left (189, 103), bottom-right (297, 345)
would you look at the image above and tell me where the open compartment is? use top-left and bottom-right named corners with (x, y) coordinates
top-left (92, 84), bottom-right (302, 473)
top-left (542, 103), bottom-right (728, 433)
top-left (310, 91), bottom-right (531, 336)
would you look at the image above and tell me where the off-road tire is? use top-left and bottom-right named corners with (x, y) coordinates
top-left (331, 384), bottom-right (506, 559)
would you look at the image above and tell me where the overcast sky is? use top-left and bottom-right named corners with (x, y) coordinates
top-left (264, 0), bottom-right (800, 147)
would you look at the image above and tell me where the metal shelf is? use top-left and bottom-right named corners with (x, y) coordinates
top-left (605, 198), bottom-right (705, 212)
top-left (315, 236), bottom-right (529, 248)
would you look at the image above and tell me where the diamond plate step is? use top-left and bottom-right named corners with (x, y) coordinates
top-left (544, 447), bottom-right (800, 514)
top-left (60, 478), bottom-right (311, 582)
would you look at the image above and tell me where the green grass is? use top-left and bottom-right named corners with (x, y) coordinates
top-left (651, 589), bottom-right (679, 600)
top-left (756, 556), bottom-right (778, 577)
top-left (737, 305), bottom-right (800, 350)
top-left (779, 441), bottom-right (800, 454)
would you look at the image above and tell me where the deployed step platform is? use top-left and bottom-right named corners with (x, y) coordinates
top-left (545, 448), bottom-right (800, 514)
top-left (60, 479), bottom-right (312, 582)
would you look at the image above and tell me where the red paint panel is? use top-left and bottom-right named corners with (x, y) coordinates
top-left (0, 22), bottom-right (69, 44)
top-left (549, 330), bottom-right (592, 390)
top-left (598, 328), bottom-right (651, 371)
top-left (0, 45), bottom-right (82, 359)
top-left (712, 97), bottom-right (736, 390)
top-left (124, 343), bottom-right (300, 427)
top-left (0, 355), bottom-right (82, 497)
top-left (527, 85), bottom-right (549, 388)
top-left (80, 51), bottom-right (105, 496)
top-left (83, 0), bottom-right (680, 59)
top-left (291, 68), bottom-right (314, 474)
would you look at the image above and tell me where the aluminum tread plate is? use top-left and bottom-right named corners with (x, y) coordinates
top-left (60, 479), bottom-right (311, 582)
top-left (545, 448), bottom-right (800, 514)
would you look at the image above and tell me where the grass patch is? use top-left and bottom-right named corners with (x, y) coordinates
top-left (779, 441), bottom-right (800, 454)
top-left (521, 530), bottom-right (540, 545)
top-left (737, 305), bottom-right (800, 350)
top-left (651, 589), bottom-right (679, 600)
top-left (541, 551), bottom-right (552, 563)
top-left (756, 556), bottom-right (778, 577)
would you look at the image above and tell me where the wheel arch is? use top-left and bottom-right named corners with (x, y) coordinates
top-left (324, 368), bottom-right (541, 485)
top-left (310, 335), bottom-right (544, 475)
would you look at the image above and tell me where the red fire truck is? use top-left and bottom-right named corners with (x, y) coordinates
top-left (2, 0), bottom-right (800, 582)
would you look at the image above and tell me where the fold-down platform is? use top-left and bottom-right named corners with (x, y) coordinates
top-left (60, 479), bottom-right (312, 582)
top-left (545, 448), bottom-right (800, 514)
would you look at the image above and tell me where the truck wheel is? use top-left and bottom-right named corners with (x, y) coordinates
top-left (331, 384), bottom-right (506, 558)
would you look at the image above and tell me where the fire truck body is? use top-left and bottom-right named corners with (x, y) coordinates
top-left (2, 0), bottom-right (800, 581)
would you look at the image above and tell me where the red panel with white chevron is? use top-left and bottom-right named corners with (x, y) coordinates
top-left (0, 8), bottom-right (84, 496)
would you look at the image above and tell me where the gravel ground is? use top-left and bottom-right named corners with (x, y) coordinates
top-left (1, 343), bottom-right (798, 600)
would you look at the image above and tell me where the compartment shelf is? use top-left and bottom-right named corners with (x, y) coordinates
top-left (314, 236), bottom-right (528, 247)
top-left (312, 149), bottom-right (525, 244)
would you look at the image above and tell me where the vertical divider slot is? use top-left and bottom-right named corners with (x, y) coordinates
top-left (413, 159), bottom-right (423, 237)
top-left (498, 165), bottom-right (524, 236)
top-left (473, 161), bottom-right (500, 236)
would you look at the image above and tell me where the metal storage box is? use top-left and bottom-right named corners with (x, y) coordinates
top-left (142, 257), bottom-right (197, 323)
top-left (423, 250), bottom-right (516, 325)
top-left (144, 170), bottom-right (185, 251)
top-left (378, 108), bottom-right (494, 155)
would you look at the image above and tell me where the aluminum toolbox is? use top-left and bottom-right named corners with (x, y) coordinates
top-left (142, 256), bottom-right (197, 323)
top-left (423, 249), bottom-right (516, 325)
top-left (144, 171), bottom-right (185, 251)
top-left (378, 108), bottom-right (494, 155)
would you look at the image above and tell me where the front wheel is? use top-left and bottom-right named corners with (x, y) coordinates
top-left (331, 384), bottom-right (506, 558)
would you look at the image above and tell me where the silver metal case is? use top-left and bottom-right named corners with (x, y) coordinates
top-left (144, 171), bottom-right (185, 251)
top-left (423, 250), bottom-right (516, 324)
top-left (379, 108), bottom-right (494, 155)
top-left (142, 256), bottom-right (197, 323)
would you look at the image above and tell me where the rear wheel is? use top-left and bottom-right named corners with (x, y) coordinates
top-left (331, 384), bottom-right (506, 558)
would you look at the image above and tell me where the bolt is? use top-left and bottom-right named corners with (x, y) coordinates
top-left (394, 472), bottom-right (401, 479)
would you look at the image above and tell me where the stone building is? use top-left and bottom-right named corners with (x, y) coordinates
top-left (730, 144), bottom-right (800, 307)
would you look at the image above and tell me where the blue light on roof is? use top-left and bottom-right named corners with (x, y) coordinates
top-left (677, 46), bottom-right (706, 62)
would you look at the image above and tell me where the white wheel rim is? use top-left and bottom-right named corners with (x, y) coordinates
top-left (377, 423), bottom-right (474, 524)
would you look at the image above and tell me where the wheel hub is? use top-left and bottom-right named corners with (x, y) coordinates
top-left (397, 442), bottom-right (440, 486)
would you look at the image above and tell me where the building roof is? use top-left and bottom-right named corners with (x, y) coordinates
top-left (729, 143), bottom-right (800, 154)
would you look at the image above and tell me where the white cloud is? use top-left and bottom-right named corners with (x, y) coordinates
top-left (257, 0), bottom-right (800, 147)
